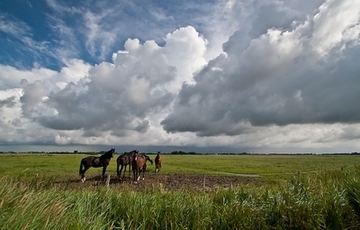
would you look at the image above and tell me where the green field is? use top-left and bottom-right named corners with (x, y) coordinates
top-left (0, 153), bottom-right (359, 181)
top-left (1, 153), bottom-right (360, 229)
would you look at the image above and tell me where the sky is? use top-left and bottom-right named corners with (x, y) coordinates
top-left (0, 0), bottom-right (360, 153)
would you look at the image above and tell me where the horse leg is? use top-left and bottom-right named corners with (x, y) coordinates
top-left (79, 161), bottom-right (83, 176)
top-left (128, 164), bottom-right (132, 178)
top-left (119, 165), bottom-right (124, 180)
top-left (140, 165), bottom-right (143, 180)
top-left (80, 166), bottom-right (90, 183)
top-left (133, 169), bottom-right (137, 184)
top-left (102, 166), bottom-right (107, 180)
top-left (124, 165), bottom-right (127, 178)
top-left (79, 161), bottom-right (86, 180)
top-left (136, 168), bottom-right (140, 181)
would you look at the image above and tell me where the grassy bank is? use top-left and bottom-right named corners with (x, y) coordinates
top-left (1, 167), bottom-right (360, 229)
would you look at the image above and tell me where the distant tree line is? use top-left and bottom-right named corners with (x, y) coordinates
top-left (0, 151), bottom-right (359, 155)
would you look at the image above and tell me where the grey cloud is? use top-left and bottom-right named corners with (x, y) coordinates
top-left (0, 96), bottom-right (16, 108)
top-left (30, 41), bottom-right (176, 136)
top-left (37, 80), bottom-right (172, 133)
top-left (11, 118), bottom-right (22, 127)
top-left (162, 0), bottom-right (360, 136)
top-left (339, 126), bottom-right (360, 141)
top-left (134, 119), bottom-right (150, 133)
top-left (282, 0), bottom-right (325, 15)
top-left (20, 80), bottom-right (48, 117)
top-left (249, 1), bottom-right (302, 38)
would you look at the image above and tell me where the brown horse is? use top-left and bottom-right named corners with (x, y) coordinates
top-left (155, 151), bottom-right (162, 173)
top-left (132, 152), bottom-right (153, 183)
top-left (117, 150), bottom-right (138, 180)
top-left (79, 148), bottom-right (115, 183)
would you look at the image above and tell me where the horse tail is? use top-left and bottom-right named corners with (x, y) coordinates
top-left (79, 159), bottom-right (83, 176)
top-left (147, 156), bottom-right (153, 165)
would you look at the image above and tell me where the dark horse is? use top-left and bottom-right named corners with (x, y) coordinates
top-left (155, 151), bottom-right (162, 173)
top-left (132, 151), bottom-right (153, 183)
top-left (79, 148), bottom-right (115, 183)
top-left (117, 150), bottom-right (138, 180)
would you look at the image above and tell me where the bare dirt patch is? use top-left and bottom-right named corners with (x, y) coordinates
top-left (67, 173), bottom-right (263, 192)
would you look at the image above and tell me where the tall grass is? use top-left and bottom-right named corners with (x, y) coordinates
top-left (1, 168), bottom-right (360, 229)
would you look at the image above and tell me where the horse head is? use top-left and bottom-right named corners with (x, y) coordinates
top-left (110, 148), bottom-right (115, 158)
top-left (133, 150), bottom-right (139, 161)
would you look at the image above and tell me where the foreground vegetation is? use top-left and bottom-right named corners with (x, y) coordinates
top-left (1, 154), bottom-right (360, 229)
top-left (1, 168), bottom-right (360, 229)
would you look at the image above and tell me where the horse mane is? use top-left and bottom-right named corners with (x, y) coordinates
top-left (101, 148), bottom-right (115, 159)
top-left (123, 150), bottom-right (137, 155)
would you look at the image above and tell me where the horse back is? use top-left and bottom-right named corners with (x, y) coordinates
top-left (91, 157), bottom-right (104, 167)
top-left (119, 154), bottom-right (131, 165)
top-left (133, 156), bottom-right (146, 169)
top-left (81, 156), bottom-right (94, 165)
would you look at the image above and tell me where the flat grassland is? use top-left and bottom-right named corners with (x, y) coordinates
top-left (0, 153), bottom-right (359, 190)
top-left (1, 153), bottom-right (360, 229)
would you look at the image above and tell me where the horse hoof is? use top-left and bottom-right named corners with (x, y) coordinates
top-left (81, 177), bottom-right (86, 183)
top-left (137, 176), bottom-right (140, 181)
top-left (134, 181), bottom-right (137, 184)
top-left (142, 178), bottom-right (145, 181)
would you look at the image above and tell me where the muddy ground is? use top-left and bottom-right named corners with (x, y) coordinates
top-left (68, 173), bottom-right (263, 192)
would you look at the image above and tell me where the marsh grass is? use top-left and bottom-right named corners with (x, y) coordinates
top-left (1, 167), bottom-right (360, 229)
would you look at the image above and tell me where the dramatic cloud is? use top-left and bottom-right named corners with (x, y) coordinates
top-left (161, 0), bottom-right (360, 137)
top-left (0, 0), bottom-right (359, 153)
top-left (18, 27), bottom-right (207, 140)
